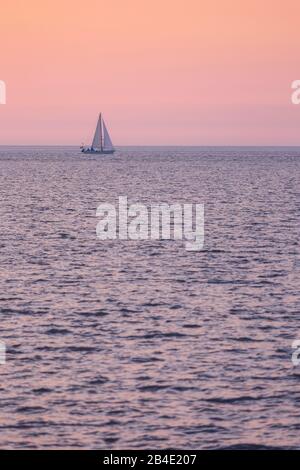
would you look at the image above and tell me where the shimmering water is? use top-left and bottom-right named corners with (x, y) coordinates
top-left (0, 146), bottom-right (300, 449)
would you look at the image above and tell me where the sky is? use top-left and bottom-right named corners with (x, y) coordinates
top-left (0, 0), bottom-right (300, 145)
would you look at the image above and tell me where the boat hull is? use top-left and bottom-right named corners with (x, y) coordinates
top-left (81, 149), bottom-right (115, 155)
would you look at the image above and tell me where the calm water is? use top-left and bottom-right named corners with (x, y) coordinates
top-left (0, 146), bottom-right (300, 449)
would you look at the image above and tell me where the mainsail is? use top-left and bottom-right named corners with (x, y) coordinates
top-left (92, 115), bottom-right (102, 149)
top-left (102, 118), bottom-right (114, 151)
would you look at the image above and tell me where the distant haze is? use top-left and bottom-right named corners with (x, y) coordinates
top-left (0, 0), bottom-right (300, 145)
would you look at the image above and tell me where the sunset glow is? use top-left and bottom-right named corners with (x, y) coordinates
top-left (0, 0), bottom-right (300, 145)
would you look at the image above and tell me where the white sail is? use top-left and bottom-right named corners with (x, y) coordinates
top-left (92, 115), bottom-right (102, 149)
top-left (102, 119), bottom-right (114, 151)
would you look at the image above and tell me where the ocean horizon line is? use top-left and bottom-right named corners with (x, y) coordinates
top-left (1, 144), bottom-right (300, 148)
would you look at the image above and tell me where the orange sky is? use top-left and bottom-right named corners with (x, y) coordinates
top-left (0, 0), bottom-right (300, 145)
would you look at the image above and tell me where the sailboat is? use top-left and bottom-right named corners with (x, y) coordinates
top-left (81, 113), bottom-right (115, 154)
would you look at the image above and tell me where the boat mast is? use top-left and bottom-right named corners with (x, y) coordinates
top-left (99, 113), bottom-right (103, 152)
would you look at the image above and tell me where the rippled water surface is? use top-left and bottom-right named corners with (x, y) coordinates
top-left (0, 146), bottom-right (300, 449)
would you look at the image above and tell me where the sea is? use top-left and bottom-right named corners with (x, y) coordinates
top-left (0, 146), bottom-right (299, 449)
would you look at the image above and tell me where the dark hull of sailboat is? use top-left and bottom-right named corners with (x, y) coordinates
top-left (81, 149), bottom-right (115, 155)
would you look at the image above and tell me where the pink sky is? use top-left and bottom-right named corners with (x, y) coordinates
top-left (0, 0), bottom-right (300, 145)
